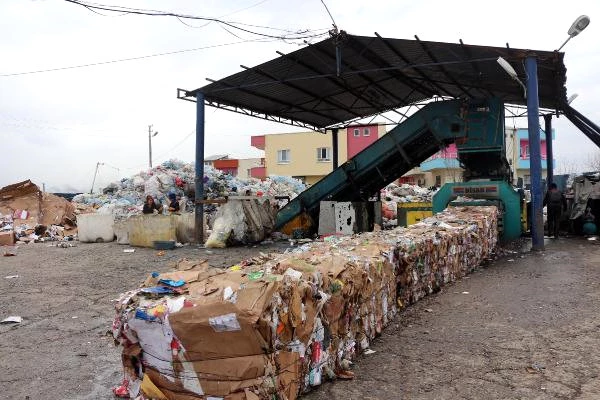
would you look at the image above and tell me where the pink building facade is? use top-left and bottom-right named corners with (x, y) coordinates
top-left (346, 124), bottom-right (379, 158)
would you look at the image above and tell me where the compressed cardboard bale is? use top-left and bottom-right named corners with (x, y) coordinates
top-left (169, 280), bottom-right (279, 360)
top-left (112, 206), bottom-right (498, 400)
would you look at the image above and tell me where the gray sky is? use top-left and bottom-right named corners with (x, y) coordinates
top-left (1, 0), bottom-right (599, 192)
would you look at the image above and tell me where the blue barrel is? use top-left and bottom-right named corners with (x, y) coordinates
top-left (583, 222), bottom-right (597, 235)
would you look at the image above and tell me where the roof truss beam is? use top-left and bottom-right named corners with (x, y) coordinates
top-left (305, 41), bottom-right (406, 123)
top-left (374, 33), bottom-right (456, 98)
top-left (204, 76), bottom-right (336, 125)
top-left (414, 35), bottom-right (473, 98)
top-left (238, 64), bottom-right (363, 121)
top-left (347, 35), bottom-right (436, 99)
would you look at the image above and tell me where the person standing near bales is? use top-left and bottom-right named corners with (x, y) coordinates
top-left (543, 183), bottom-right (567, 239)
top-left (142, 195), bottom-right (163, 214)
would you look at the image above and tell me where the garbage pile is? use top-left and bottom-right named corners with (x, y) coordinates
top-left (380, 183), bottom-right (437, 225)
top-left (0, 180), bottom-right (78, 245)
top-left (72, 159), bottom-right (306, 220)
top-left (112, 206), bottom-right (498, 400)
top-left (205, 199), bottom-right (277, 248)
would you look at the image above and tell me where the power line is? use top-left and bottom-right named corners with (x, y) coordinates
top-left (320, 0), bottom-right (338, 31)
top-left (153, 130), bottom-right (196, 163)
top-left (173, 0), bottom-right (270, 29)
top-left (0, 38), bottom-right (275, 77)
top-left (63, 0), bottom-right (329, 41)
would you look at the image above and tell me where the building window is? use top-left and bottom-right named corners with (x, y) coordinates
top-left (522, 144), bottom-right (530, 159)
top-left (277, 149), bottom-right (290, 164)
top-left (353, 128), bottom-right (360, 137)
top-left (435, 175), bottom-right (441, 187)
top-left (316, 147), bottom-right (331, 162)
top-left (363, 128), bottom-right (370, 136)
top-left (524, 175), bottom-right (531, 185)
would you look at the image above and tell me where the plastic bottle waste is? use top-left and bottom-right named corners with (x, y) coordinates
top-left (309, 367), bottom-right (322, 386)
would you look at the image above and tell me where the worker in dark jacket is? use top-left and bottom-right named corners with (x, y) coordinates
top-left (167, 193), bottom-right (180, 213)
top-left (142, 195), bottom-right (163, 214)
top-left (543, 183), bottom-right (567, 238)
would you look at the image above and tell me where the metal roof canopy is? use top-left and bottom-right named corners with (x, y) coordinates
top-left (179, 33), bottom-right (567, 131)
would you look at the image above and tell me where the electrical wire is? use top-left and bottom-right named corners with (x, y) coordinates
top-left (320, 0), bottom-right (338, 31)
top-left (0, 38), bottom-right (276, 77)
top-left (63, 0), bottom-right (329, 41)
top-left (174, 0), bottom-right (270, 29)
top-left (151, 130), bottom-right (196, 164)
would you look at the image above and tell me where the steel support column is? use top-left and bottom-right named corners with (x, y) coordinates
top-left (544, 114), bottom-right (553, 185)
top-left (195, 92), bottom-right (205, 244)
top-left (332, 128), bottom-right (339, 169)
top-left (526, 56), bottom-right (544, 250)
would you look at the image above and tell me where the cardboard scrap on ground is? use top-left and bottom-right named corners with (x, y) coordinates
top-left (0, 180), bottom-right (76, 226)
top-left (112, 206), bottom-right (498, 400)
top-left (0, 180), bottom-right (78, 243)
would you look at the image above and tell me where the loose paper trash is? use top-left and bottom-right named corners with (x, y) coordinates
top-left (1, 316), bottom-right (23, 324)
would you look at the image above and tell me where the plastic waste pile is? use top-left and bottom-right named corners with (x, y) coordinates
top-left (380, 183), bottom-right (437, 225)
top-left (112, 206), bottom-right (497, 400)
top-left (382, 183), bottom-right (437, 204)
top-left (72, 159), bottom-right (306, 220)
top-left (205, 199), bottom-right (276, 248)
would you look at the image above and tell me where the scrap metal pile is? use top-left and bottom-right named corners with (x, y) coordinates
top-left (72, 160), bottom-right (306, 219)
top-left (112, 206), bottom-right (498, 400)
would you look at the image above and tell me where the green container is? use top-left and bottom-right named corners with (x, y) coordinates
top-left (153, 240), bottom-right (176, 250)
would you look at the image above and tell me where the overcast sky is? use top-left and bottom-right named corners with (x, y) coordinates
top-left (2, 0), bottom-right (600, 192)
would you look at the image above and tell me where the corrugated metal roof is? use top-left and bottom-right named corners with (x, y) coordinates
top-left (184, 33), bottom-right (567, 130)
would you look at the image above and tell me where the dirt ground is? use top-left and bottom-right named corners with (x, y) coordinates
top-left (1, 237), bottom-right (600, 400)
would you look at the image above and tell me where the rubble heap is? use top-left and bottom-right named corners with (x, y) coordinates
top-left (72, 159), bottom-right (306, 220)
top-left (112, 206), bottom-right (498, 400)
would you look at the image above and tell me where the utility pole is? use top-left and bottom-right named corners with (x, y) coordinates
top-left (148, 125), bottom-right (159, 168)
top-left (90, 162), bottom-right (103, 194)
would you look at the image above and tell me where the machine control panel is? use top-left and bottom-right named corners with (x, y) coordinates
top-left (452, 183), bottom-right (499, 199)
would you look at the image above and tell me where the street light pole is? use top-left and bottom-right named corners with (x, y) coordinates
top-left (556, 15), bottom-right (590, 51)
top-left (148, 125), bottom-right (159, 168)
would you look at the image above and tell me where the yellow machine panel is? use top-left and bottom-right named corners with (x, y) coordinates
top-left (397, 202), bottom-right (433, 227)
